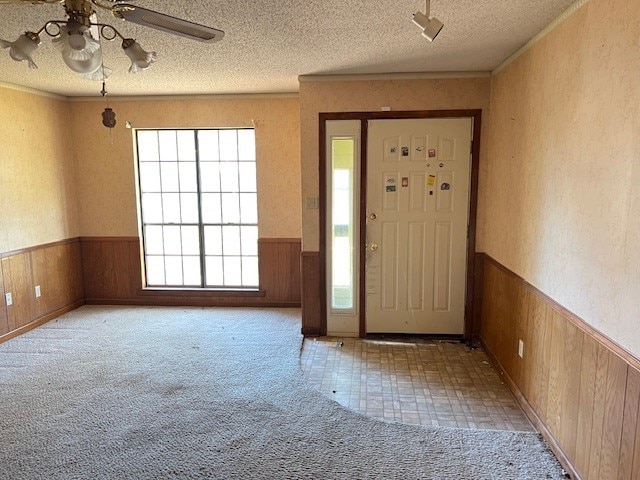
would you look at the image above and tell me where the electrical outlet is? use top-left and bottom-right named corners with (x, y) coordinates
top-left (35, 285), bottom-right (41, 298)
top-left (518, 339), bottom-right (524, 358)
top-left (5, 292), bottom-right (13, 306)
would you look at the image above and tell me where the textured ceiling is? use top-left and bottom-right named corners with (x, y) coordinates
top-left (0, 0), bottom-right (577, 97)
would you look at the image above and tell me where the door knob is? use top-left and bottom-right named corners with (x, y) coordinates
top-left (369, 242), bottom-right (379, 252)
top-left (369, 213), bottom-right (377, 221)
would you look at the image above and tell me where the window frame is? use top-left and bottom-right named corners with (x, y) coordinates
top-left (134, 127), bottom-right (259, 291)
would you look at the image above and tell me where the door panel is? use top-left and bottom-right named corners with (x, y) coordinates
top-left (433, 221), bottom-right (452, 312)
top-left (409, 173), bottom-right (427, 212)
top-left (381, 221), bottom-right (398, 310)
top-left (366, 118), bottom-right (472, 334)
top-left (407, 221), bottom-right (426, 311)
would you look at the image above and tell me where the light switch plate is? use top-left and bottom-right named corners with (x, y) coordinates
top-left (5, 292), bottom-right (12, 306)
top-left (305, 196), bottom-right (319, 209)
top-left (35, 285), bottom-right (41, 298)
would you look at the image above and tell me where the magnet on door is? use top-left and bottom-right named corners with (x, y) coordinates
top-left (441, 183), bottom-right (451, 191)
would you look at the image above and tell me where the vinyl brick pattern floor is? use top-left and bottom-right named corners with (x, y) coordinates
top-left (300, 337), bottom-right (534, 432)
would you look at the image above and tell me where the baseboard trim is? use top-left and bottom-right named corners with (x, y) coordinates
top-left (481, 339), bottom-right (581, 480)
top-left (0, 300), bottom-right (85, 345)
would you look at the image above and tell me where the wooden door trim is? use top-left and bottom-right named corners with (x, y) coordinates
top-left (359, 119), bottom-right (369, 338)
top-left (319, 109), bottom-right (482, 339)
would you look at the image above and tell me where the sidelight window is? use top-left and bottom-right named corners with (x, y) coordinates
top-left (330, 137), bottom-right (356, 310)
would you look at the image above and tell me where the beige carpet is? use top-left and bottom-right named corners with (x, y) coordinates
top-left (0, 306), bottom-right (563, 479)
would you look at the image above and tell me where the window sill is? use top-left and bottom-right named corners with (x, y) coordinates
top-left (137, 288), bottom-right (266, 298)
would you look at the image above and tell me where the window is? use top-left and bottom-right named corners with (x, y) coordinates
top-left (330, 137), bottom-right (356, 310)
top-left (136, 128), bottom-right (259, 289)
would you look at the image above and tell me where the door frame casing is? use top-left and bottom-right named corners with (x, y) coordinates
top-left (319, 110), bottom-right (482, 339)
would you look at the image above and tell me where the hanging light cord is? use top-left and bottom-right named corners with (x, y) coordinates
top-left (97, 30), bottom-right (115, 141)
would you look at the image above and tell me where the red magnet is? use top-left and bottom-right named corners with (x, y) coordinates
top-left (428, 149), bottom-right (436, 158)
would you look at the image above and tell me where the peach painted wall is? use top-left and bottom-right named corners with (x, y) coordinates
top-left (0, 86), bottom-right (79, 253)
top-left (69, 97), bottom-right (301, 238)
top-left (299, 77), bottom-right (492, 251)
top-left (483, 0), bottom-right (640, 355)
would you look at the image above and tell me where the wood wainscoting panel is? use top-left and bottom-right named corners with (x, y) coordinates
top-left (81, 237), bottom-right (301, 307)
top-left (526, 291), bottom-right (551, 422)
top-left (597, 354), bottom-right (627, 480)
top-left (81, 237), bottom-right (141, 300)
top-left (557, 319), bottom-right (583, 462)
top-left (1, 253), bottom-right (34, 331)
top-left (544, 309), bottom-right (565, 441)
top-left (631, 367), bottom-right (640, 480)
top-left (619, 367), bottom-right (640, 480)
top-left (470, 252), bottom-right (484, 341)
top-left (0, 238), bottom-right (84, 345)
top-left (587, 344), bottom-right (613, 480)
top-left (479, 254), bottom-right (640, 480)
top-left (478, 258), bottom-right (502, 359)
top-left (512, 285), bottom-right (530, 391)
top-left (31, 239), bottom-right (84, 319)
top-left (575, 334), bottom-right (599, 479)
top-left (537, 301), bottom-right (554, 426)
top-left (301, 252), bottom-right (322, 336)
top-left (258, 239), bottom-right (301, 304)
top-left (0, 261), bottom-right (8, 335)
top-left (635, 422), bottom-right (640, 480)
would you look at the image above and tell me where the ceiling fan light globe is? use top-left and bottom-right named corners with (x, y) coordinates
top-left (1, 33), bottom-right (40, 69)
top-left (67, 31), bottom-right (86, 51)
top-left (123, 40), bottom-right (157, 73)
top-left (65, 21), bottom-right (90, 50)
top-left (53, 27), bottom-right (100, 61)
top-left (81, 65), bottom-right (112, 81)
top-left (63, 45), bottom-right (107, 78)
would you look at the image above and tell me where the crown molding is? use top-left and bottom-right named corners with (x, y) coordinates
top-left (493, 0), bottom-right (592, 75)
top-left (298, 72), bottom-right (491, 83)
top-left (0, 80), bottom-right (67, 101)
top-left (0, 83), bottom-right (298, 102)
top-left (67, 92), bottom-right (300, 102)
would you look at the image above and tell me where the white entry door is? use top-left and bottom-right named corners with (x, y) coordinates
top-left (366, 118), bottom-right (473, 334)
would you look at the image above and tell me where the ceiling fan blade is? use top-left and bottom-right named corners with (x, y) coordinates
top-left (112, 4), bottom-right (224, 43)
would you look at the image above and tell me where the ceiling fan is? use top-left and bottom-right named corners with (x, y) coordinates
top-left (0, 0), bottom-right (225, 79)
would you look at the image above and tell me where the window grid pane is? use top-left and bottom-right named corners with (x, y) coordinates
top-left (137, 128), bottom-right (258, 288)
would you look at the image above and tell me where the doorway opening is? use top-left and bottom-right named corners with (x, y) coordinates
top-left (319, 110), bottom-right (482, 339)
